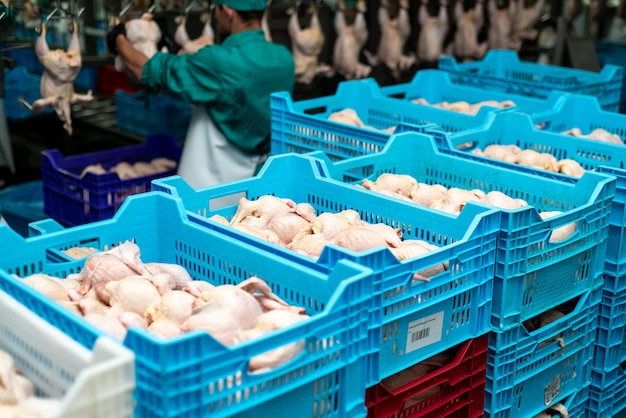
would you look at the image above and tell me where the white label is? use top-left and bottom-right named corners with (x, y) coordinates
top-left (405, 311), bottom-right (444, 354)
top-left (544, 374), bottom-right (561, 406)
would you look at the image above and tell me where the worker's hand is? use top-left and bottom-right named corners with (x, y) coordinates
top-left (106, 23), bottom-right (126, 55)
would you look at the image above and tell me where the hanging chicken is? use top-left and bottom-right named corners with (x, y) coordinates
top-left (331, 0), bottom-right (371, 80)
top-left (113, 13), bottom-right (162, 72)
top-left (174, 13), bottom-right (214, 54)
top-left (263, 0), bottom-right (273, 41)
top-left (364, 0), bottom-right (415, 79)
top-left (487, 0), bottom-right (520, 50)
top-left (416, 0), bottom-right (449, 65)
top-left (510, 0), bottom-right (545, 43)
top-left (287, 2), bottom-right (329, 85)
top-left (19, 21), bottom-right (94, 136)
top-left (446, 0), bottom-right (487, 61)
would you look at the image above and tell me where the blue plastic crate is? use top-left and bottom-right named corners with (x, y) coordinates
top-left (3, 66), bottom-right (53, 119)
top-left (0, 191), bottom-right (374, 418)
top-left (596, 41), bottom-right (626, 113)
top-left (589, 360), bottom-right (626, 417)
top-left (41, 133), bottom-right (182, 227)
top-left (440, 111), bottom-right (626, 281)
top-left (594, 279), bottom-right (626, 372)
top-left (378, 69), bottom-right (563, 115)
top-left (438, 49), bottom-right (623, 111)
top-left (485, 282), bottom-right (601, 417)
top-left (152, 153), bottom-right (501, 386)
top-left (309, 132), bottom-right (615, 330)
top-left (115, 91), bottom-right (192, 140)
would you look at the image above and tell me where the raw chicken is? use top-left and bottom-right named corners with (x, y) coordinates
top-left (539, 211), bottom-right (577, 242)
top-left (287, 4), bottom-right (328, 85)
top-left (471, 144), bottom-right (521, 162)
top-left (262, 7), bottom-right (272, 41)
top-left (410, 182), bottom-right (448, 206)
top-left (487, 0), bottom-right (521, 50)
top-left (230, 195), bottom-right (296, 225)
top-left (145, 262), bottom-right (193, 289)
top-left (510, 0), bottom-right (545, 42)
top-left (562, 127), bottom-right (623, 145)
top-left (145, 290), bottom-right (197, 338)
top-left (328, 108), bottom-right (395, 132)
top-left (364, 0), bottom-right (415, 79)
top-left (61, 246), bottom-right (98, 259)
top-left (181, 282), bottom-right (264, 345)
top-left (413, 98), bottom-right (515, 114)
top-left (524, 308), bottom-right (567, 350)
top-left (19, 21), bottom-right (94, 135)
top-left (21, 274), bottom-right (71, 303)
top-left (557, 159), bottom-right (586, 177)
top-left (78, 241), bottom-right (150, 294)
top-left (533, 402), bottom-right (569, 418)
top-left (110, 161), bottom-right (138, 180)
top-left (174, 13), bottom-right (214, 55)
top-left (416, 0), bottom-right (449, 64)
top-left (446, 0), bottom-right (487, 61)
top-left (80, 164), bottom-right (107, 177)
top-left (83, 313), bottom-right (129, 340)
top-left (362, 172), bottom-right (418, 197)
top-left (516, 149), bottom-right (559, 171)
top-left (332, 0), bottom-right (372, 80)
top-left (236, 310), bottom-right (310, 372)
top-left (389, 240), bottom-right (448, 281)
top-left (114, 13), bottom-right (162, 73)
top-left (483, 190), bottom-right (528, 209)
top-left (102, 276), bottom-right (162, 316)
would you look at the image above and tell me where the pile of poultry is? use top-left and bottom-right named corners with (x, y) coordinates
top-left (469, 144), bottom-right (587, 177)
top-left (360, 172), bottom-right (577, 242)
top-left (208, 194), bottom-right (448, 281)
top-left (0, 350), bottom-right (61, 416)
top-left (561, 127), bottom-right (624, 145)
top-left (411, 98), bottom-right (516, 114)
top-left (18, 241), bottom-right (309, 372)
top-left (79, 157), bottom-right (177, 179)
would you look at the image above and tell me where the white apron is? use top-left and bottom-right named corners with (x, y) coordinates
top-left (177, 105), bottom-right (265, 190)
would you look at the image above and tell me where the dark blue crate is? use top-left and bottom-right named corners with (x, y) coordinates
top-left (115, 91), bottom-right (192, 140)
top-left (0, 192), bottom-right (374, 418)
top-left (41, 133), bottom-right (182, 226)
top-left (438, 50), bottom-right (623, 111)
top-left (74, 67), bottom-right (97, 91)
top-left (4, 67), bottom-right (53, 119)
top-left (308, 132), bottom-right (615, 330)
top-left (596, 41), bottom-right (626, 113)
top-left (485, 283), bottom-right (601, 417)
top-left (440, 111), bottom-right (626, 282)
top-left (152, 153), bottom-right (501, 386)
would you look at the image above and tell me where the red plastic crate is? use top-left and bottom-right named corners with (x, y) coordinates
top-left (96, 65), bottom-right (140, 96)
top-left (365, 334), bottom-right (488, 418)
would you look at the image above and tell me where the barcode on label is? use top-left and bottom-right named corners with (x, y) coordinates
top-left (405, 311), bottom-right (444, 353)
top-left (411, 328), bottom-right (430, 343)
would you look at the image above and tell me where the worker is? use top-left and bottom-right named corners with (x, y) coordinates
top-left (107, 0), bottom-right (295, 189)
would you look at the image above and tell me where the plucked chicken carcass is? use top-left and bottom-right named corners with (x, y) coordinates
top-left (114, 13), bottom-right (162, 72)
top-left (416, 0), bottom-right (449, 64)
top-left (412, 98), bottom-right (515, 114)
top-left (174, 13), bottom-right (214, 55)
top-left (510, 0), bottom-right (545, 42)
top-left (328, 108), bottom-right (396, 132)
top-left (562, 127), bottom-right (623, 145)
top-left (364, 0), bottom-right (415, 79)
top-left (523, 308), bottom-right (567, 350)
top-left (19, 21), bottom-right (93, 136)
top-left (331, 0), bottom-right (372, 80)
top-left (471, 144), bottom-right (586, 177)
top-left (446, 0), bottom-right (487, 61)
top-left (287, 3), bottom-right (329, 84)
top-left (487, 0), bottom-right (521, 50)
top-left (0, 350), bottom-right (62, 416)
top-left (80, 157), bottom-right (177, 179)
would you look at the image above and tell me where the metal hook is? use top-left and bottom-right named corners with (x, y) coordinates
top-left (119, 1), bottom-right (134, 16)
top-left (185, 0), bottom-right (200, 15)
top-left (44, 5), bottom-right (60, 26)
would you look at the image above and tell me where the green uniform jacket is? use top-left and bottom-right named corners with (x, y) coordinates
top-left (142, 29), bottom-right (295, 154)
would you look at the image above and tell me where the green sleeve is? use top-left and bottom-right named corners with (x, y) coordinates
top-left (141, 50), bottom-right (222, 105)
